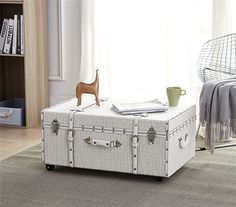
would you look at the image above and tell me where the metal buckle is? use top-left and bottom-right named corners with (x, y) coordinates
top-left (132, 135), bottom-right (139, 142)
top-left (68, 129), bottom-right (75, 137)
top-left (51, 119), bottom-right (60, 135)
top-left (147, 126), bottom-right (156, 144)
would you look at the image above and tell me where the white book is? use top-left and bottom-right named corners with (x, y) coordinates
top-left (3, 19), bottom-right (14, 54)
top-left (20, 15), bottom-right (24, 55)
top-left (0, 19), bottom-right (9, 53)
top-left (12, 15), bottom-right (18, 54)
top-left (111, 99), bottom-right (168, 115)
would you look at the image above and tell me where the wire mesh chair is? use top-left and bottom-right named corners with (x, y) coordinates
top-left (198, 33), bottom-right (236, 82)
top-left (197, 33), bottom-right (236, 150)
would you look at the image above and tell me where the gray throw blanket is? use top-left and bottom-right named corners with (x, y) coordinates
top-left (199, 77), bottom-right (236, 153)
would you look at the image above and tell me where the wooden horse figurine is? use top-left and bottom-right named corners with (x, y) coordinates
top-left (76, 69), bottom-right (100, 106)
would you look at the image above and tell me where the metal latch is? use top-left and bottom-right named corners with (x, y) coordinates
top-left (147, 126), bottom-right (156, 144)
top-left (51, 119), bottom-right (60, 135)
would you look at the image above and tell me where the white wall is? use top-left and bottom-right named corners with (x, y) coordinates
top-left (48, 0), bottom-right (81, 105)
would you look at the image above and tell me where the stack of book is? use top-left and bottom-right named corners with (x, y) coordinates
top-left (111, 99), bottom-right (168, 115)
top-left (0, 15), bottom-right (24, 55)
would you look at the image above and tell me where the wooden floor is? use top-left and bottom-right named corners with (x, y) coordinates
top-left (0, 126), bottom-right (41, 161)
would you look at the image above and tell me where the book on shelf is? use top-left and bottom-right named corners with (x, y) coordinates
top-left (0, 19), bottom-right (9, 53)
top-left (20, 15), bottom-right (24, 55)
top-left (17, 15), bottom-right (21, 54)
top-left (0, 14), bottom-right (23, 55)
top-left (12, 15), bottom-right (18, 54)
top-left (3, 18), bottom-right (14, 54)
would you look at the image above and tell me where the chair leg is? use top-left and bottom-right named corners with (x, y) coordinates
top-left (195, 124), bottom-right (205, 151)
top-left (195, 123), bottom-right (236, 151)
top-left (196, 124), bottom-right (200, 140)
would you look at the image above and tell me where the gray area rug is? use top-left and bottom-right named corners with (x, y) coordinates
top-left (0, 145), bottom-right (236, 207)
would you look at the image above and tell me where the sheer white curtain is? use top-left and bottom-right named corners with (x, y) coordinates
top-left (213, 0), bottom-right (236, 37)
top-left (79, 0), bottom-right (96, 83)
top-left (80, 0), bottom-right (215, 103)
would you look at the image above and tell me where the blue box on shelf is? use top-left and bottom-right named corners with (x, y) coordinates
top-left (0, 98), bottom-right (25, 126)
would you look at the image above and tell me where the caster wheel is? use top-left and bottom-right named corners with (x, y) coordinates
top-left (155, 176), bottom-right (163, 181)
top-left (46, 164), bottom-right (55, 171)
